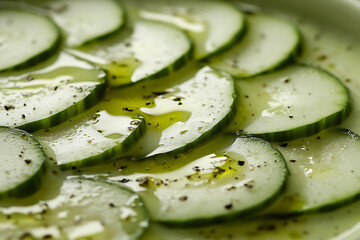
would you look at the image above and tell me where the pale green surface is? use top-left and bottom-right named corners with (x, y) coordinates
top-left (227, 65), bottom-right (349, 136)
top-left (43, 0), bottom-right (125, 47)
top-left (0, 178), bottom-right (149, 240)
top-left (0, 9), bottom-right (59, 71)
top-left (127, 0), bottom-right (245, 59)
top-left (0, 128), bottom-right (45, 193)
top-left (69, 20), bottom-right (192, 87)
top-left (110, 135), bottom-right (286, 224)
top-left (209, 14), bottom-right (299, 78)
top-left (0, 52), bottom-right (105, 130)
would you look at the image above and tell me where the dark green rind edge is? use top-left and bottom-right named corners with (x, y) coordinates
top-left (209, 13), bottom-right (303, 80)
top-left (59, 115), bottom-right (147, 170)
top-left (110, 28), bottom-right (195, 89)
top-left (0, 127), bottom-right (47, 199)
top-left (141, 69), bottom-right (237, 160)
top-left (236, 64), bottom-right (351, 142)
top-left (65, 0), bottom-right (127, 47)
top-left (15, 71), bottom-right (108, 133)
top-left (0, 6), bottom-right (62, 73)
top-left (259, 128), bottom-right (360, 219)
top-left (198, 4), bottom-right (247, 61)
top-left (155, 135), bottom-right (289, 228)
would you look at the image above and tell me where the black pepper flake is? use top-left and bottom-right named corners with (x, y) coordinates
top-left (192, 166), bottom-right (200, 171)
top-left (26, 75), bottom-right (34, 81)
top-left (244, 183), bottom-right (253, 189)
top-left (179, 196), bottom-right (188, 202)
top-left (317, 136), bottom-right (321, 140)
top-left (152, 91), bottom-right (168, 96)
top-left (119, 165), bottom-right (127, 170)
top-left (290, 160), bottom-right (296, 163)
top-left (24, 159), bottom-right (32, 164)
top-left (21, 114), bottom-right (26, 119)
top-left (118, 179), bottom-right (130, 183)
top-left (109, 203), bottom-right (115, 208)
top-left (280, 143), bottom-right (288, 147)
top-left (122, 107), bottom-right (134, 112)
top-left (72, 166), bottom-right (77, 170)
top-left (289, 116), bottom-right (294, 118)
top-left (238, 160), bottom-right (245, 166)
top-left (4, 105), bottom-right (15, 111)
top-left (137, 177), bottom-right (149, 186)
top-left (317, 55), bottom-right (328, 61)
top-left (224, 203), bottom-right (233, 210)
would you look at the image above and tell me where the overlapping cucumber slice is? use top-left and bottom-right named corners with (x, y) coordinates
top-left (38, 0), bottom-right (125, 47)
top-left (68, 20), bottom-right (193, 87)
top-left (126, 0), bottom-right (246, 60)
top-left (263, 129), bottom-right (360, 216)
top-left (227, 65), bottom-right (350, 141)
top-left (0, 8), bottom-right (60, 72)
top-left (209, 14), bottom-right (301, 78)
top-left (110, 134), bottom-right (287, 226)
top-left (0, 52), bottom-right (107, 132)
top-left (34, 92), bottom-right (146, 169)
top-left (128, 66), bottom-right (236, 158)
top-left (0, 178), bottom-right (149, 240)
top-left (0, 127), bottom-right (46, 199)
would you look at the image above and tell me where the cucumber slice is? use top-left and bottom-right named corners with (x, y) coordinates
top-left (227, 65), bottom-right (350, 141)
top-left (209, 14), bottom-right (301, 78)
top-left (0, 127), bottom-right (46, 199)
top-left (33, 94), bottom-right (146, 170)
top-left (0, 178), bottom-right (149, 240)
top-left (40, 0), bottom-right (125, 47)
top-left (126, 0), bottom-right (245, 59)
top-left (0, 9), bottom-right (60, 72)
top-left (110, 134), bottom-right (287, 226)
top-left (68, 20), bottom-right (193, 87)
top-left (263, 129), bottom-right (360, 216)
top-left (130, 66), bottom-right (236, 158)
top-left (0, 52), bottom-right (107, 132)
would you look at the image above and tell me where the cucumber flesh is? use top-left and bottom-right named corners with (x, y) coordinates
top-left (0, 52), bottom-right (107, 132)
top-left (129, 66), bottom-right (236, 158)
top-left (68, 20), bottom-right (193, 87)
top-left (40, 0), bottom-right (125, 47)
top-left (0, 9), bottom-right (60, 72)
top-left (265, 129), bottom-right (360, 215)
top-left (227, 65), bottom-right (350, 141)
top-left (0, 178), bottom-right (149, 240)
top-left (209, 14), bottom-right (300, 78)
top-left (0, 127), bottom-right (46, 199)
top-left (34, 93), bottom-right (146, 169)
top-left (126, 0), bottom-right (245, 59)
top-left (110, 134), bottom-right (287, 226)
